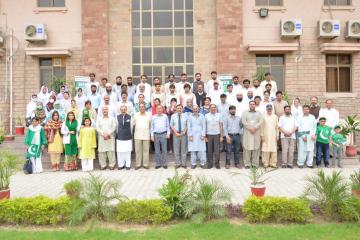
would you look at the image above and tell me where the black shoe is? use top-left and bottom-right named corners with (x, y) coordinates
top-left (307, 165), bottom-right (314, 168)
top-left (118, 166), bottom-right (125, 170)
top-left (207, 166), bottom-right (213, 169)
top-left (175, 165), bottom-right (181, 169)
top-left (163, 166), bottom-right (168, 169)
top-left (298, 165), bottom-right (304, 169)
top-left (325, 165), bottom-right (330, 168)
top-left (245, 166), bottom-right (250, 169)
top-left (200, 165), bottom-right (205, 169)
top-left (126, 167), bottom-right (131, 170)
top-left (287, 165), bottom-right (293, 169)
top-left (215, 165), bottom-right (220, 169)
top-left (182, 165), bottom-right (187, 169)
top-left (155, 166), bottom-right (161, 169)
top-left (281, 165), bottom-right (287, 168)
top-left (191, 165), bottom-right (196, 169)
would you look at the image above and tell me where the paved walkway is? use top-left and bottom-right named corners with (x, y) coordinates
top-left (10, 166), bottom-right (359, 204)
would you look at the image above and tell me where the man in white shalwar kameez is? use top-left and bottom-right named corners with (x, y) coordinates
top-left (297, 105), bottom-right (317, 168)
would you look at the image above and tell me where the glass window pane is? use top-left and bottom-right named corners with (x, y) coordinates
top-left (142, 29), bottom-right (152, 46)
top-left (186, 47), bottom-right (193, 62)
top-left (326, 55), bottom-right (337, 64)
top-left (142, 48), bottom-right (152, 63)
top-left (153, 12), bottom-right (173, 28)
top-left (133, 65), bottom-right (141, 76)
top-left (132, 12), bottom-right (140, 28)
top-left (270, 55), bottom-right (284, 65)
top-left (165, 66), bottom-right (174, 76)
top-left (40, 69), bottom-right (52, 87)
top-left (270, 66), bottom-right (284, 91)
top-left (175, 47), bottom-right (185, 63)
top-left (186, 29), bottom-right (193, 45)
top-left (153, 66), bottom-right (162, 76)
top-left (142, 12), bottom-right (151, 28)
top-left (338, 55), bottom-right (351, 64)
top-left (53, 0), bottom-right (65, 7)
top-left (185, 12), bottom-right (193, 27)
top-left (175, 12), bottom-right (184, 27)
top-left (132, 0), bottom-right (140, 10)
top-left (154, 48), bottom-right (173, 63)
top-left (174, 66), bottom-right (183, 76)
top-left (185, 0), bottom-right (193, 9)
top-left (133, 48), bottom-right (140, 64)
top-left (154, 30), bottom-right (173, 46)
top-left (326, 67), bottom-right (338, 92)
top-left (255, 0), bottom-right (268, 6)
top-left (339, 67), bottom-right (351, 92)
top-left (174, 0), bottom-right (184, 9)
top-left (175, 29), bottom-right (185, 45)
top-left (153, 0), bottom-right (172, 10)
top-left (143, 66), bottom-right (152, 76)
top-left (40, 58), bottom-right (52, 66)
top-left (256, 55), bottom-right (269, 65)
top-left (269, 0), bottom-right (282, 6)
top-left (53, 67), bottom-right (66, 79)
top-left (186, 64), bottom-right (194, 76)
top-left (132, 30), bottom-right (140, 46)
top-left (141, 0), bottom-right (151, 10)
top-left (38, 0), bottom-right (52, 7)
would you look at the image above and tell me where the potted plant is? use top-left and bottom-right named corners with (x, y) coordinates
top-left (341, 115), bottom-right (360, 157)
top-left (0, 150), bottom-right (20, 200)
top-left (15, 116), bottom-right (25, 136)
top-left (64, 179), bottom-right (83, 199)
top-left (350, 169), bottom-right (360, 197)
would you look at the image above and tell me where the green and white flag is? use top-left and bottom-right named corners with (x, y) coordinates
top-left (27, 144), bottom-right (40, 158)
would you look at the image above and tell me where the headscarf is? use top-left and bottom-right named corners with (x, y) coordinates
top-left (46, 95), bottom-right (56, 112)
top-left (35, 102), bottom-right (46, 123)
top-left (37, 86), bottom-right (50, 106)
top-left (48, 101), bottom-right (65, 122)
top-left (26, 95), bottom-right (38, 118)
top-left (46, 110), bottom-right (63, 130)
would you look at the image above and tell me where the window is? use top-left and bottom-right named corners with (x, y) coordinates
top-left (39, 57), bottom-right (66, 88)
top-left (38, 0), bottom-right (65, 7)
top-left (256, 55), bottom-right (285, 91)
top-left (324, 0), bottom-right (351, 5)
top-left (255, 0), bottom-right (283, 6)
top-left (326, 54), bottom-right (351, 92)
top-left (132, 0), bottom-right (194, 84)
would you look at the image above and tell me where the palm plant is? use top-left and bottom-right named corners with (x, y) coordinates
top-left (0, 150), bottom-right (20, 191)
top-left (341, 115), bottom-right (360, 146)
top-left (68, 173), bottom-right (126, 225)
top-left (230, 166), bottom-right (275, 186)
top-left (350, 169), bottom-right (360, 191)
top-left (303, 170), bottom-right (356, 220)
top-left (254, 65), bottom-right (266, 81)
top-left (183, 177), bottom-right (232, 223)
top-left (158, 170), bottom-right (192, 218)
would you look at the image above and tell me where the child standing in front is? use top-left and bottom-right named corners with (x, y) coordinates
top-left (331, 125), bottom-right (346, 168)
top-left (78, 118), bottom-right (97, 171)
top-left (24, 118), bottom-right (47, 173)
top-left (316, 117), bottom-right (332, 168)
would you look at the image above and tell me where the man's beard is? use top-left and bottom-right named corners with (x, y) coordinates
top-left (237, 98), bottom-right (243, 102)
top-left (106, 90), bottom-right (112, 94)
top-left (128, 83), bottom-right (132, 86)
top-left (116, 82), bottom-right (121, 86)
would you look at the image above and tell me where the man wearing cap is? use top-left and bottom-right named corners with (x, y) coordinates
top-left (297, 105), bottom-right (317, 168)
top-left (241, 101), bottom-right (263, 168)
top-left (260, 104), bottom-right (278, 168)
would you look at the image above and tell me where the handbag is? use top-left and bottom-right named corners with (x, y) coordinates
top-left (23, 160), bottom-right (33, 174)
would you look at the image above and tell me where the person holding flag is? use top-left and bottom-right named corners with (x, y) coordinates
top-left (24, 117), bottom-right (47, 173)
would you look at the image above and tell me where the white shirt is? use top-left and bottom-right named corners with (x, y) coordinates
top-left (101, 92), bottom-right (118, 105)
top-left (136, 82), bottom-right (152, 99)
top-left (278, 115), bottom-right (298, 139)
top-left (232, 83), bottom-right (242, 94)
top-left (176, 81), bottom-right (192, 95)
top-left (260, 80), bottom-right (277, 94)
top-left (74, 94), bottom-right (87, 109)
top-left (251, 86), bottom-right (264, 99)
top-left (318, 107), bottom-right (340, 129)
top-left (226, 92), bottom-right (237, 106)
top-left (117, 101), bottom-right (134, 116)
top-left (291, 105), bottom-right (303, 121)
top-left (298, 114), bottom-right (316, 136)
top-left (165, 93), bottom-right (180, 108)
top-left (206, 79), bottom-right (223, 93)
top-left (97, 103), bottom-right (117, 120)
top-left (241, 87), bottom-right (251, 97)
top-left (164, 82), bottom-right (177, 95)
top-left (234, 101), bottom-right (247, 118)
top-left (86, 81), bottom-right (100, 95)
top-left (207, 88), bottom-right (223, 105)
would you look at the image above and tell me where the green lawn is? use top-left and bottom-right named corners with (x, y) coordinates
top-left (1, 221), bottom-right (359, 240)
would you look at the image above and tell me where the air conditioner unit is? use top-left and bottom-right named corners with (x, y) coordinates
top-left (345, 20), bottom-right (360, 39)
top-left (281, 19), bottom-right (302, 38)
top-left (24, 24), bottom-right (47, 42)
top-left (318, 19), bottom-right (340, 38)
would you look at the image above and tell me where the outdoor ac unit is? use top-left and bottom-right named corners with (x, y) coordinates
top-left (345, 20), bottom-right (360, 39)
top-left (281, 19), bottom-right (302, 37)
top-left (318, 19), bottom-right (340, 38)
top-left (24, 24), bottom-right (47, 42)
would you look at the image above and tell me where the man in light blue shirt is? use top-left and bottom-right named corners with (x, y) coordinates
top-left (205, 104), bottom-right (223, 169)
top-left (87, 84), bottom-right (101, 111)
top-left (151, 105), bottom-right (170, 169)
top-left (170, 104), bottom-right (188, 168)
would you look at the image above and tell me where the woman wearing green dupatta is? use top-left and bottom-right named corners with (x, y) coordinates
top-left (61, 111), bottom-right (79, 171)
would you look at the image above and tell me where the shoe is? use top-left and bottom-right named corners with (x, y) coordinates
top-left (287, 165), bottom-right (293, 169)
top-left (135, 166), bottom-right (141, 170)
top-left (235, 164), bottom-right (240, 169)
top-left (298, 165), bottom-right (304, 169)
top-left (307, 165), bottom-right (314, 168)
top-left (191, 165), bottom-right (196, 169)
top-left (118, 166), bottom-right (125, 170)
top-left (182, 165), bottom-right (187, 169)
top-left (155, 166), bottom-right (161, 169)
top-left (126, 167), bottom-right (131, 170)
top-left (109, 166), bottom-right (115, 170)
top-left (245, 166), bottom-right (250, 169)
top-left (225, 164), bottom-right (230, 169)
top-left (270, 165), bottom-right (277, 168)
top-left (200, 165), bottom-right (205, 169)
top-left (338, 164), bottom-right (342, 168)
top-left (175, 165), bottom-right (181, 169)
top-left (281, 165), bottom-right (287, 168)
top-left (215, 165), bottom-right (221, 169)
top-left (101, 166), bottom-right (107, 170)
top-left (143, 166), bottom-right (150, 169)
top-left (325, 165), bottom-right (330, 168)
top-left (163, 166), bottom-right (168, 169)
top-left (263, 165), bottom-right (269, 169)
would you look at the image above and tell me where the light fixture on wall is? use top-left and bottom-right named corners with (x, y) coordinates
top-left (259, 8), bottom-right (268, 18)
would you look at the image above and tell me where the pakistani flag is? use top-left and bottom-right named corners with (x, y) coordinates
top-left (27, 144), bottom-right (40, 158)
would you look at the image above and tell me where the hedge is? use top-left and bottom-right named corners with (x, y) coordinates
top-left (116, 199), bottom-right (172, 224)
top-left (243, 196), bottom-right (312, 223)
top-left (0, 196), bottom-right (71, 225)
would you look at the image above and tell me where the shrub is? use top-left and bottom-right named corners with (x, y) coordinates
top-left (338, 197), bottom-right (360, 222)
top-left (183, 177), bottom-right (232, 223)
top-left (116, 199), bottom-right (172, 224)
top-left (350, 169), bottom-right (360, 190)
top-left (303, 170), bottom-right (356, 221)
top-left (243, 196), bottom-right (312, 223)
top-left (64, 179), bottom-right (83, 199)
top-left (158, 170), bottom-right (192, 218)
top-left (68, 173), bottom-right (126, 225)
top-left (0, 150), bottom-right (20, 191)
top-left (0, 196), bottom-right (70, 225)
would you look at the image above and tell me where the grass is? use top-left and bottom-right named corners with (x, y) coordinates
top-left (0, 221), bottom-right (360, 240)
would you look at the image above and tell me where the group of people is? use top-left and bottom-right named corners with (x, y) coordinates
top-left (24, 71), bottom-right (346, 173)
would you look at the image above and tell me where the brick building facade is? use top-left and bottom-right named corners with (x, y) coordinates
top-left (0, 0), bottom-right (359, 143)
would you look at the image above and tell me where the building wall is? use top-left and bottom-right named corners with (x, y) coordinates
top-left (242, 1), bottom-right (360, 120)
